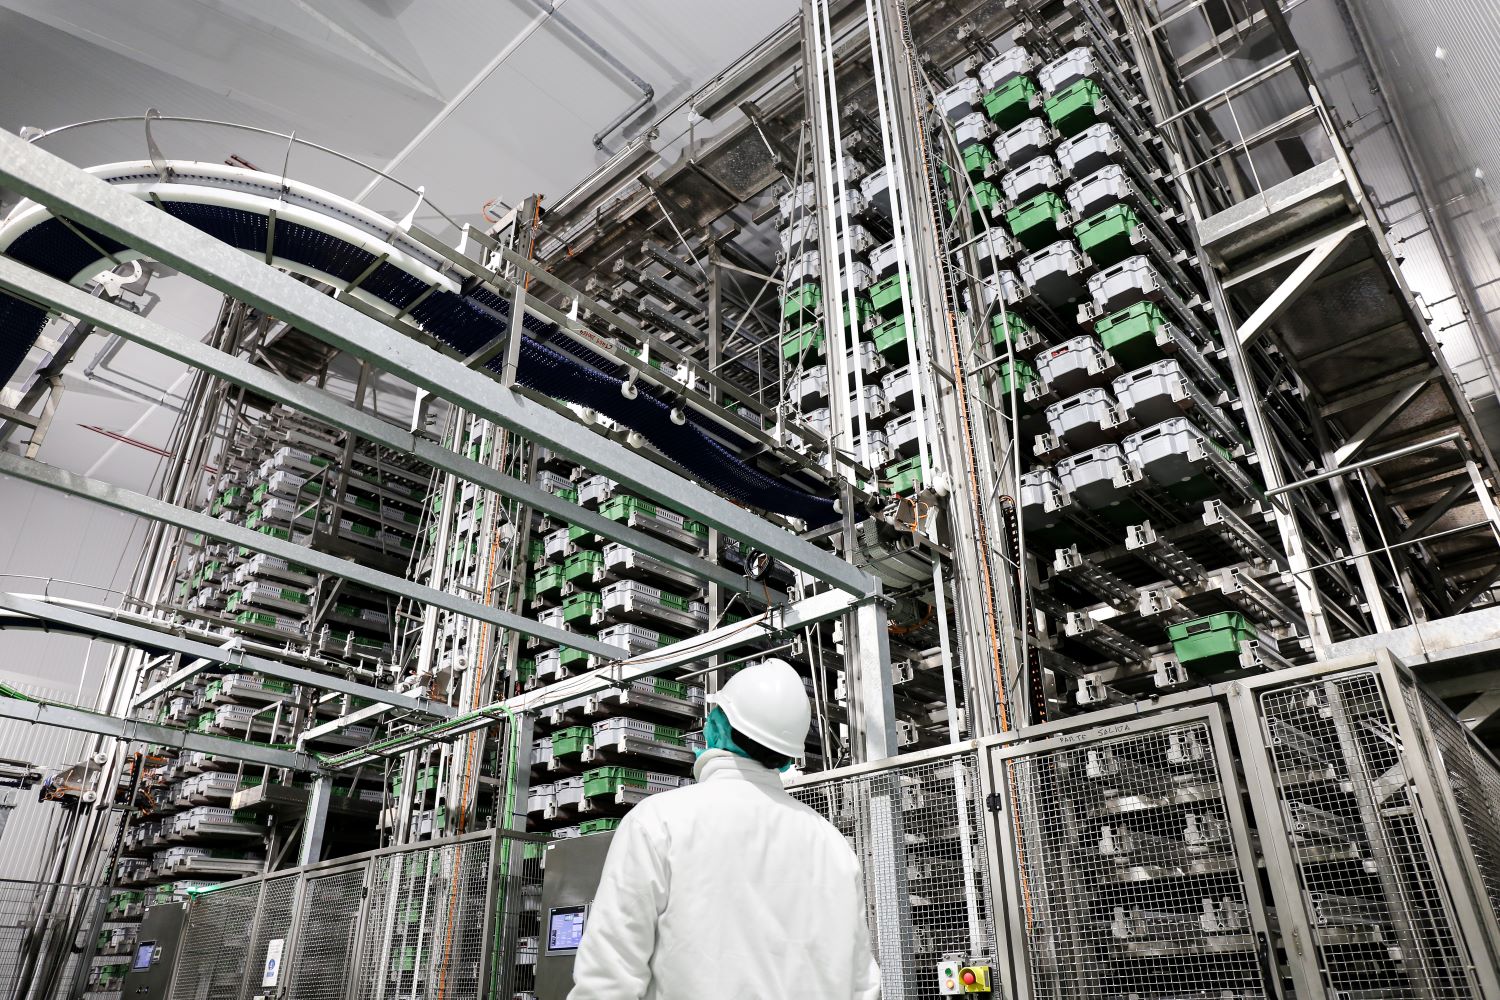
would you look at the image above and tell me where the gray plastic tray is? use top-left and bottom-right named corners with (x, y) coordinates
top-left (1066, 164), bottom-right (1130, 220)
top-left (1120, 416), bottom-right (1211, 489)
top-left (1035, 334), bottom-right (1112, 395)
top-left (1057, 442), bottom-right (1134, 510)
top-left (980, 45), bottom-right (1034, 90)
top-left (1039, 47), bottom-right (1099, 94)
top-left (1020, 240), bottom-right (1089, 306)
top-left (1002, 155), bottom-right (1064, 204)
top-left (1087, 255), bottom-right (1161, 314)
top-left (939, 78), bottom-right (985, 121)
top-left (1045, 387), bottom-right (1121, 449)
top-left (995, 117), bottom-right (1058, 169)
top-left (1056, 123), bottom-right (1123, 179)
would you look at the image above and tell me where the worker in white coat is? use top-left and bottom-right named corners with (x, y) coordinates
top-left (568, 658), bottom-right (881, 1000)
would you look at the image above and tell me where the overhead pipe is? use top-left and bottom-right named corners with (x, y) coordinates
top-left (521, 0), bottom-right (655, 149)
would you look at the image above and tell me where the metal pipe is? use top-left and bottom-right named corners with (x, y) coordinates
top-left (1266, 433), bottom-right (1464, 497)
top-left (519, 0), bottom-right (655, 150)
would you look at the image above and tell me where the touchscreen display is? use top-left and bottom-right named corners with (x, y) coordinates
top-left (546, 906), bottom-right (587, 952)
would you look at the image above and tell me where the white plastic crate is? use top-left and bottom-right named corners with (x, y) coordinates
top-left (596, 622), bottom-right (665, 655)
top-left (1056, 123), bottom-right (1124, 178)
top-left (779, 215), bottom-right (819, 256)
top-left (840, 260), bottom-right (875, 293)
top-left (1002, 155), bottom-right (1064, 204)
top-left (804, 407), bottom-right (831, 440)
top-left (600, 543), bottom-right (701, 594)
top-left (885, 411), bottom-right (922, 457)
top-left (861, 167), bottom-right (893, 219)
top-left (1039, 47), bottom-right (1099, 94)
top-left (870, 240), bottom-right (901, 278)
top-left (1020, 468), bottom-right (1067, 527)
top-left (778, 181), bottom-right (817, 220)
top-left (1045, 387), bottom-right (1122, 450)
top-left (1087, 255), bottom-right (1161, 315)
top-left (955, 111), bottom-right (995, 150)
top-left (786, 250), bottom-right (821, 289)
top-left (938, 78), bottom-right (985, 121)
top-left (854, 428), bottom-right (894, 469)
top-left (854, 383), bottom-right (890, 425)
top-left (577, 474), bottom-right (617, 508)
top-left (965, 270), bottom-right (1025, 313)
top-left (1056, 443), bottom-right (1136, 510)
top-left (554, 776), bottom-right (586, 811)
top-left (1019, 240), bottom-right (1089, 306)
top-left (600, 580), bottom-right (708, 631)
top-left (1065, 164), bottom-right (1130, 220)
top-left (847, 340), bottom-right (885, 382)
top-left (792, 365), bottom-right (830, 409)
top-left (543, 526), bottom-right (575, 561)
top-left (976, 228), bottom-right (1020, 273)
top-left (979, 45), bottom-right (1034, 90)
top-left (589, 718), bottom-right (696, 766)
top-left (1035, 335), bottom-right (1112, 395)
top-left (997, 118), bottom-right (1059, 172)
top-left (531, 737), bottom-right (553, 769)
top-left (1120, 417), bottom-right (1215, 490)
top-left (1113, 359), bottom-right (1192, 425)
top-left (883, 366), bottom-right (915, 410)
top-left (536, 648), bottom-right (564, 682)
top-left (834, 224), bottom-right (876, 256)
top-left (593, 677), bottom-right (706, 719)
top-left (535, 470), bottom-right (574, 499)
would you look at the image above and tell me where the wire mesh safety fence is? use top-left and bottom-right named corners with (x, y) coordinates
top-left (1415, 687), bottom-right (1500, 933)
top-left (0, 879), bottom-right (106, 1000)
top-left (790, 752), bottom-right (997, 1000)
top-left (1257, 669), bottom-right (1481, 999)
top-left (162, 830), bottom-right (530, 1000)
top-left (996, 718), bottom-right (1268, 1000)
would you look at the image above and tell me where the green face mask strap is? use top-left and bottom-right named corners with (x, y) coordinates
top-left (697, 706), bottom-right (751, 760)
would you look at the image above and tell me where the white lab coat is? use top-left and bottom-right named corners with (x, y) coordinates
top-left (568, 750), bottom-right (882, 1000)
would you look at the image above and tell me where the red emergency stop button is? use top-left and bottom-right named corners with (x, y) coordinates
top-left (961, 970), bottom-right (977, 986)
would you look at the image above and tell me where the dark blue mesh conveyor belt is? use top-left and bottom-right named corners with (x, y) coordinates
top-left (0, 205), bottom-right (839, 526)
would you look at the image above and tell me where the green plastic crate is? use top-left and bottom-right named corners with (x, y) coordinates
top-left (990, 311), bottom-right (1036, 347)
top-left (552, 726), bottom-right (594, 757)
top-left (963, 143), bottom-right (996, 176)
top-left (532, 564), bottom-right (565, 597)
top-left (839, 295), bottom-right (874, 333)
top-left (582, 766), bottom-right (648, 798)
top-left (1167, 612), bottom-right (1256, 674)
top-left (782, 282), bottom-right (823, 319)
top-left (982, 76), bottom-right (1039, 130)
top-left (518, 658), bottom-right (536, 682)
top-left (868, 274), bottom-right (904, 317)
top-left (871, 315), bottom-right (909, 364)
top-left (1006, 191), bottom-right (1069, 250)
top-left (1044, 78), bottom-right (1104, 136)
top-left (600, 495), bottom-right (656, 523)
top-left (1076, 204), bottom-right (1141, 268)
top-left (885, 455), bottom-right (924, 493)
top-left (998, 359), bottom-right (1037, 396)
top-left (580, 818), bottom-right (622, 836)
top-left (562, 591), bottom-right (600, 624)
top-left (563, 550), bottom-right (602, 583)
top-left (560, 646), bottom-right (590, 670)
top-left (1096, 301), bottom-right (1170, 369)
top-left (782, 322), bottom-right (825, 360)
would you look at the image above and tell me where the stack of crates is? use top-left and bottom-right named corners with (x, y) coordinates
top-left (525, 456), bottom-right (712, 837)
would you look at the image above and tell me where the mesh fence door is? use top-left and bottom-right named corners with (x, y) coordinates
top-left (168, 881), bottom-right (261, 1000)
top-left (997, 718), bottom-right (1268, 1000)
top-left (1416, 688), bottom-right (1500, 932)
top-left (791, 752), bottom-right (996, 999)
top-left (1258, 669), bottom-right (1481, 999)
top-left (238, 874), bottom-right (297, 1000)
top-left (285, 868), bottom-right (367, 1000)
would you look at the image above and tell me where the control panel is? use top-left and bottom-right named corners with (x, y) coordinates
top-left (119, 902), bottom-right (188, 1000)
top-left (937, 959), bottom-right (993, 994)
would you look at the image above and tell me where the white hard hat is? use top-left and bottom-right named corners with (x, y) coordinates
top-left (714, 658), bottom-right (811, 758)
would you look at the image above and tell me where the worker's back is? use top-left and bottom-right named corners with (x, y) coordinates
top-left (568, 751), bottom-right (882, 1000)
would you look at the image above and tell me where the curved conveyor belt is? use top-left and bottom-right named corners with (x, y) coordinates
top-left (0, 161), bottom-right (838, 527)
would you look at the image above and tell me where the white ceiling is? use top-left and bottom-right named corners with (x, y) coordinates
top-left (0, 0), bottom-right (797, 231)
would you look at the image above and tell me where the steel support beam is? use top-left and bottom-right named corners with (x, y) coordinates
top-left (297, 776), bottom-right (332, 865)
top-left (0, 591), bottom-right (452, 718)
top-left (0, 130), bottom-right (874, 597)
top-left (0, 695), bottom-right (318, 770)
top-left (0, 452), bottom-right (626, 660)
top-left (1332, 375), bottom-right (1433, 465)
top-left (1236, 221), bottom-right (1360, 346)
top-left (323, 587), bottom-right (861, 768)
top-left (0, 255), bottom-right (760, 602)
